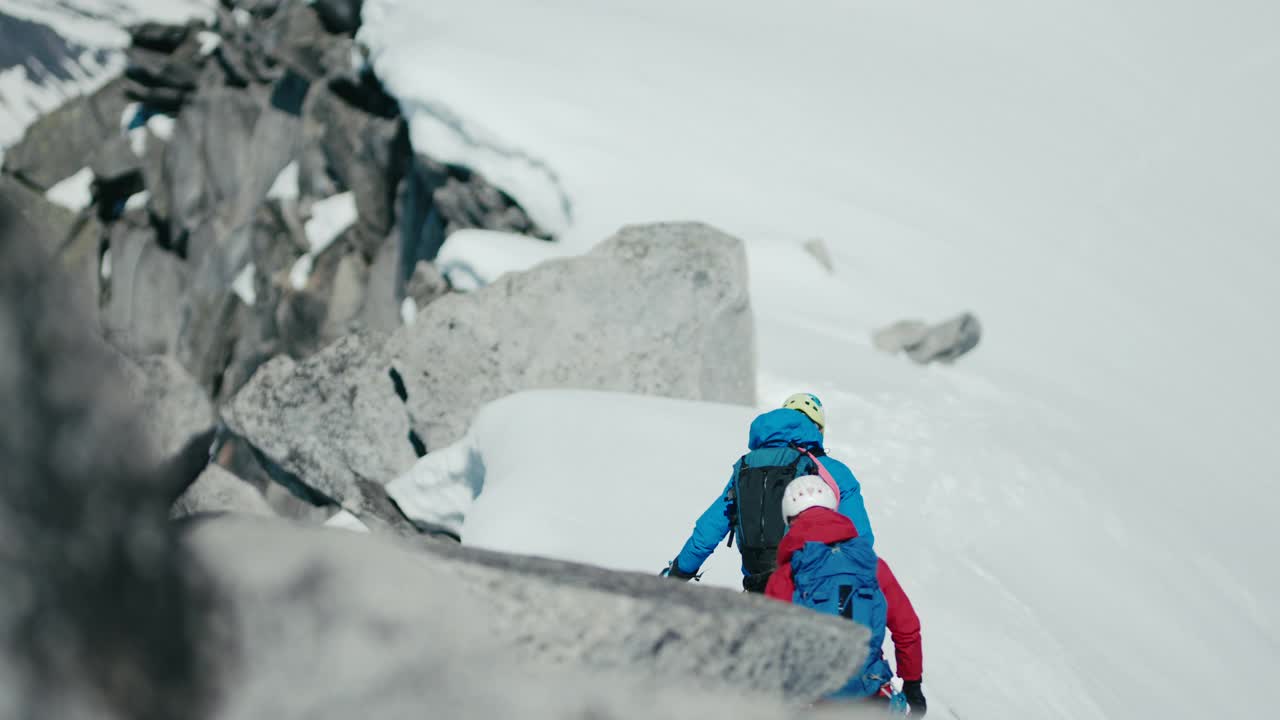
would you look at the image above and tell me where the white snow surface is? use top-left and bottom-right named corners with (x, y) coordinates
top-left (267, 161), bottom-right (299, 201)
top-left (304, 191), bottom-right (357, 254)
top-left (0, 1), bottom-right (213, 152)
top-left (145, 113), bottom-right (175, 141)
top-left (0, 52), bottom-right (119, 151)
top-left (324, 509), bottom-right (371, 533)
top-left (435, 228), bottom-right (568, 290)
top-left (44, 166), bottom-right (94, 210)
top-left (289, 192), bottom-right (357, 289)
top-left (230, 262), bottom-right (257, 306)
top-left (366, 2), bottom-right (1280, 719)
top-left (0, 0), bottom-right (213, 49)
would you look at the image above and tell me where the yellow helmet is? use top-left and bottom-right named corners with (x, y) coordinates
top-left (782, 392), bottom-right (825, 432)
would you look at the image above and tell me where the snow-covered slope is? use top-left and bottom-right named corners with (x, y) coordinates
top-left (0, 0), bottom-right (213, 152)
top-left (365, 2), bottom-right (1280, 719)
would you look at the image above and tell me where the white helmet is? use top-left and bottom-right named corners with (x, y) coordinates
top-left (782, 475), bottom-right (838, 521)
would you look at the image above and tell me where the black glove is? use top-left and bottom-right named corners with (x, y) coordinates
top-left (902, 680), bottom-right (927, 717)
top-left (661, 560), bottom-right (699, 581)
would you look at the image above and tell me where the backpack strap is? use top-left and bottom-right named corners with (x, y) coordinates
top-left (796, 446), bottom-right (841, 501)
top-left (725, 455), bottom-right (747, 548)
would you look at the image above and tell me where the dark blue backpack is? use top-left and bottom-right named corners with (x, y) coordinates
top-left (790, 536), bottom-right (894, 697)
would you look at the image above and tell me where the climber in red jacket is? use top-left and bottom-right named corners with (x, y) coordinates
top-left (764, 476), bottom-right (926, 714)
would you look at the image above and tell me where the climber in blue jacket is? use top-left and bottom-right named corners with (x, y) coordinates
top-left (662, 393), bottom-right (875, 592)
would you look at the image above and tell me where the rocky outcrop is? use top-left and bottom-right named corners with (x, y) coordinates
top-left (874, 312), bottom-right (982, 364)
top-left (1, 77), bottom-right (131, 191)
top-left (101, 214), bottom-right (190, 358)
top-left (0, 201), bottom-right (220, 720)
top-left (223, 333), bottom-right (420, 532)
top-left (187, 515), bottom-right (866, 716)
top-left (225, 222), bottom-right (755, 531)
top-left (3, 0), bottom-right (553, 410)
top-left (389, 221), bottom-right (757, 448)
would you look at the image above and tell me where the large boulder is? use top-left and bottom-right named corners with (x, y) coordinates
top-left (101, 215), bottom-right (189, 358)
top-left (1, 77), bottom-right (131, 191)
top-left (222, 333), bottom-right (420, 531)
top-left (185, 515), bottom-right (868, 717)
top-left (303, 77), bottom-right (409, 258)
top-left (389, 221), bottom-right (757, 447)
top-left (873, 312), bottom-right (982, 364)
top-left (224, 222), bottom-right (755, 529)
top-left (163, 87), bottom-right (300, 261)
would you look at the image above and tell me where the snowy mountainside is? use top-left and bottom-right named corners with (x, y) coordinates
top-left (364, 2), bottom-right (1280, 719)
top-left (0, 0), bottom-right (212, 151)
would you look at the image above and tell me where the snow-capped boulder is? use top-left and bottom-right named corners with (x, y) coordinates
top-left (874, 312), bottom-right (982, 364)
top-left (388, 221), bottom-right (757, 447)
top-left (226, 222), bottom-right (753, 530)
top-left (185, 514), bottom-right (869, 713)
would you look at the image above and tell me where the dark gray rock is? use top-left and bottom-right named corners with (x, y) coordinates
top-left (163, 88), bottom-right (300, 262)
top-left (89, 136), bottom-right (145, 210)
top-left (140, 125), bottom-right (172, 224)
top-left (101, 215), bottom-right (188, 359)
top-left (125, 45), bottom-right (203, 92)
top-left (356, 236), bottom-right (406, 335)
top-left (222, 333), bottom-right (421, 532)
top-left (0, 12), bottom-right (80, 78)
top-left (0, 200), bottom-right (220, 720)
top-left (215, 200), bottom-right (308, 400)
top-left (312, 0), bottom-right (364, 35)
top-left (124, 80), bottom-right (190, 112)
top-left (873, 312), bottom-right (982, 364)
top-left (304, 79), bottom-right (409, 258)
top-left (259, 0), bottom-right (340, 82)
top-left (129, 21), bottom-right (195, 53)
top-left (2, 77), bottom-right (131, 190)
top-left (388, 221), bottom-right (757, 447)
top-left (397, 154), bottom-right (550, 270)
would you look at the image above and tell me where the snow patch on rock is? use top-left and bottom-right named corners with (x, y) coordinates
top-left (44, 166), bottom-right (94, 210)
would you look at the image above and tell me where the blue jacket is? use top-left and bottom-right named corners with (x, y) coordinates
top-left (673, 408), bottom-right (874, 575)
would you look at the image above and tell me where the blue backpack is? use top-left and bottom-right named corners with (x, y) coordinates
top-left (790, 536), bottom-right (894, 698)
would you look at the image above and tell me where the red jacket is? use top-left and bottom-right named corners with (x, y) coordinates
top-left (764, 507), bottom-right (923, 681)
